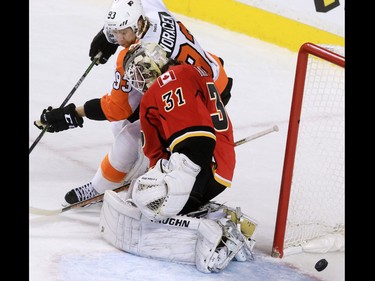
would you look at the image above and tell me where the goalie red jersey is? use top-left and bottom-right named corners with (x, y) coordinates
top-left (140, 64), bottom-right (235, 187)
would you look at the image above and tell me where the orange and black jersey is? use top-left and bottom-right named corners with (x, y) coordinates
top-left (85, 0), bottom-right (232, 123)
top-left (140, 64), bottom-right (235, 187)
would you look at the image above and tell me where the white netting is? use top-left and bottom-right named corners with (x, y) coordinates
top-left (283, 45), bottom-right (345, 253)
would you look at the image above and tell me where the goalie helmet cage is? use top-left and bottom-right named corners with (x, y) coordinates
top-left (272, 42), bottom-right (345, 258)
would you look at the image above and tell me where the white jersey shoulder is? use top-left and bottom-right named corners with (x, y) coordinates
top-left (142, 0), bottom-right (220, 81)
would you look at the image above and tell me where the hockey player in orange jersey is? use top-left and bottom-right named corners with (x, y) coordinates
top-left (34, 0), bottom-right (234, 206)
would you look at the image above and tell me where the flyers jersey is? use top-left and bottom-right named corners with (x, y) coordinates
top-left (140, 64), bottom-right (235, 187)
top-left (100, 0), bottom-right (230, 122)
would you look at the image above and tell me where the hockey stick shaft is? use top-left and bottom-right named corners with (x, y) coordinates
top-left (29, 182), bottom-right (130, 216)
top-left (234, 125), bottom-right (279, 146)
top-left (29, 53), bottom-right (102, 154)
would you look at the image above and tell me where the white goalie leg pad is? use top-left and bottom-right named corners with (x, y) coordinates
top-left (208, 218), bottom-right (249, 272)
top-left (137, 215), bottom-right (201, 265)
top-left (99, 190), bottom-right (142, 253)
top-left (195, 219), bottom-right (224, 273)
top-left (100, 190), bottom-right (202, 265)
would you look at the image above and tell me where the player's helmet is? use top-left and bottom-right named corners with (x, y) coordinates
top-left (104, 0), bottom-right (145, 44)
top-left (124, 42), bottom-right (170, 93)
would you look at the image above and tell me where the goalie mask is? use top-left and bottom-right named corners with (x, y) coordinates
top-left (104, 0), bottom-right (146, 44)
top-left (124, 42), bottom-right (170, 93)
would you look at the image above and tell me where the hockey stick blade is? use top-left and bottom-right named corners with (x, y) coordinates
top-left (29, 183), bottom-right (130, 216)
top-left (29, 206), bottom-right (62, 216)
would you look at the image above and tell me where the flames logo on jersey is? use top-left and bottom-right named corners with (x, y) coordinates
top-left (157, 70), bottom-right (176, 87)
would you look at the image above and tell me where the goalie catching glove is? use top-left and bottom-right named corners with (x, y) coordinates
top-left (34, 103), bottom-right (84, 133)
top-left (131, 152), bottom-right (201, 221)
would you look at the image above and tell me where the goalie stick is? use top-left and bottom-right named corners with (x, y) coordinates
top-left (29, 125), bottom-right (279, 216)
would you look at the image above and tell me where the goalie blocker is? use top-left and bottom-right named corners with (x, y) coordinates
top-left (99, 190), bottom-right (257, 273)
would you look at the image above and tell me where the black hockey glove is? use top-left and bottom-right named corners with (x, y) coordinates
top-left (34, 103), bottom-right (84, 133)
top-left (89, 28), bottom-right (118, 65)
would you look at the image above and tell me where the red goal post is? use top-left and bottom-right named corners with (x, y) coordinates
top-left (272, 42), bottom-right (345, 258)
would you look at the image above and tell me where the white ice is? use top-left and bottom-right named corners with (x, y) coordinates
top-left (29, 0), bottom-right (345, 280)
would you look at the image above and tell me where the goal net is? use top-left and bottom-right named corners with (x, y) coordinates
top-left (272, 42), bottom-right (345, 258)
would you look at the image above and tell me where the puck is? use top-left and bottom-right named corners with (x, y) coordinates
top-left (315, 259), bottom-right (328, 272)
